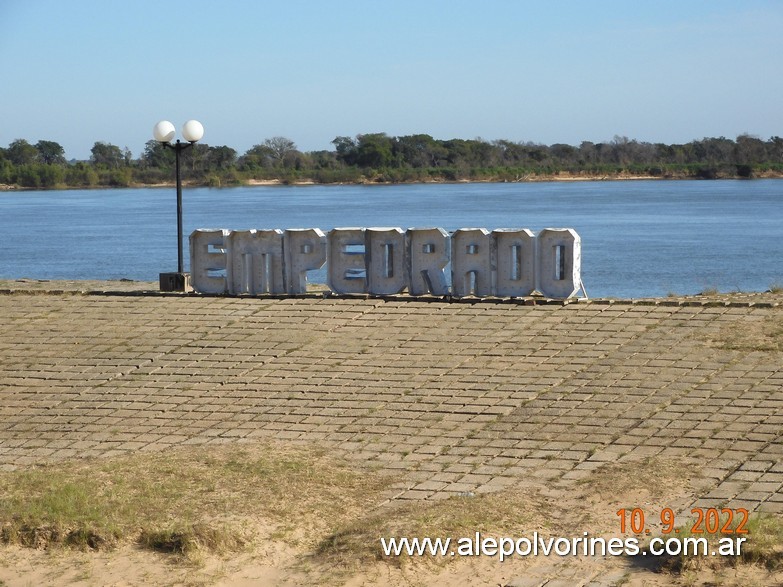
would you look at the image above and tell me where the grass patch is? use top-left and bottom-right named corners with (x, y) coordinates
top-left (769, 282), bottom-right (783, 294)
top-left (138, 523), bottom-right (247, 556)
top-left (577, 457), bottom-right (699, 503)
top-left (314, 489), bottom-right (556, 569)
top-left (0, 442), bottom-right (393, 558)
top-left (741, 515), bottom-right (783, 570)
top-left (710, 313), bottom-right (783, 352)
top-left (657, 513), bottom-right (783, 574)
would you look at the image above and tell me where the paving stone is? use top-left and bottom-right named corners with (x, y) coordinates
top-left (0, 288), bottom-right (780, 522)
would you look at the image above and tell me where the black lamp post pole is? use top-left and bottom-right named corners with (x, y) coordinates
top-left (165, 139), bottom-right (193, 275)
top-left (175, 140), bottom-right (185, 274)
top-left (158, 139), bottom-right (194, 292)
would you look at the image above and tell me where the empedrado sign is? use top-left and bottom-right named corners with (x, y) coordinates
top-left (190, 227), bottom-right (581, 299)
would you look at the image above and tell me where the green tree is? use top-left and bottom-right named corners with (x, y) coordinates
top-left (34, 140), bottom-right (67, 165)
top-left (206, 146), bottom-right (237, 171)
top-left (36, 164), bottom-right (65, 187)
top-left (394, 134), bottom-right (447, 168)
top-left (493, 140), bottom-right (532, 166)
top-left (263, 136), bottom-right (297, 167)
top-left (17, 165), bottom-right (41, 188)
top-left (141, 140), bottom-right (174, 169)
top-left (332, 136), bottom-right (358, 166)
top-left (308, 150), bottom-right (340, 170)
top-left (7, 139), bottom-right (38, 165)
top-left (238, 144), bottom-right (275, 171)
top-left (550, 143), bottom-right (578, 165)
top-left (463, 139), bottom-right (496, 167)
top-left (90, 141), bottom-right (125, 168)
top-left (442, 139), bottom-right (473, 168)
top-left (355, 133), bottom-right (394, 168)
top-left (735, 134), bottom-right (765, 165)
top-left (767, 136), bottom-right (783, 163)
top-left (65, 162), bottom-right (99, 186)
top-left (0, 159), bottom-right (13, 184)
top-left (700, 137), bottom-right (734, 165)
top-left (181, 143), bottom-right (210, 174)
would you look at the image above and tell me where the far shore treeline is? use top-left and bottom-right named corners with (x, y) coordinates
top-left (1, 133), bottom-right (782, 190)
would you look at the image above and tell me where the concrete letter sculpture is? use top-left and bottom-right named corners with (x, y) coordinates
top-left (190, 226), bottom-right (583, 300)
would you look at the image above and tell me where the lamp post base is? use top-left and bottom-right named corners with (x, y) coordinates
top-left (159, 272), bottom-right (192, 292)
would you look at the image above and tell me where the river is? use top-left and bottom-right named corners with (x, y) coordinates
top-left (1, 180), bottom-right (781, 298)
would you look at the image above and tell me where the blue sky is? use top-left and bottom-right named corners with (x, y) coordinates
top-left (1, 0), bottom-right (781, 160)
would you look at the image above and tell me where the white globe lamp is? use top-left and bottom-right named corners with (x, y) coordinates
top-left (182, 120), bottom-right (204, 143)
top-left (153, 120), bottom-right (176, 143)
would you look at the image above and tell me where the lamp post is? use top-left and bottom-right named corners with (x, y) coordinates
top-left (153, 119), bottom-right (204, 292)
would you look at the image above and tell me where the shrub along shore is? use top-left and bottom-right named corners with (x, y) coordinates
top-left (1, 133), bottom-right (782, 190)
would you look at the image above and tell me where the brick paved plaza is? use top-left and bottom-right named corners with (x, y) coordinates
top-left (1, 283), bottom-right (781, 520)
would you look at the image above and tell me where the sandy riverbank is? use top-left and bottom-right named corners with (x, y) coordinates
top-left (3, 171), bottom-right (782, 191)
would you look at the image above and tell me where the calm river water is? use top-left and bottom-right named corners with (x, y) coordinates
top-left (1, 180), bottom-right (781, 298)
